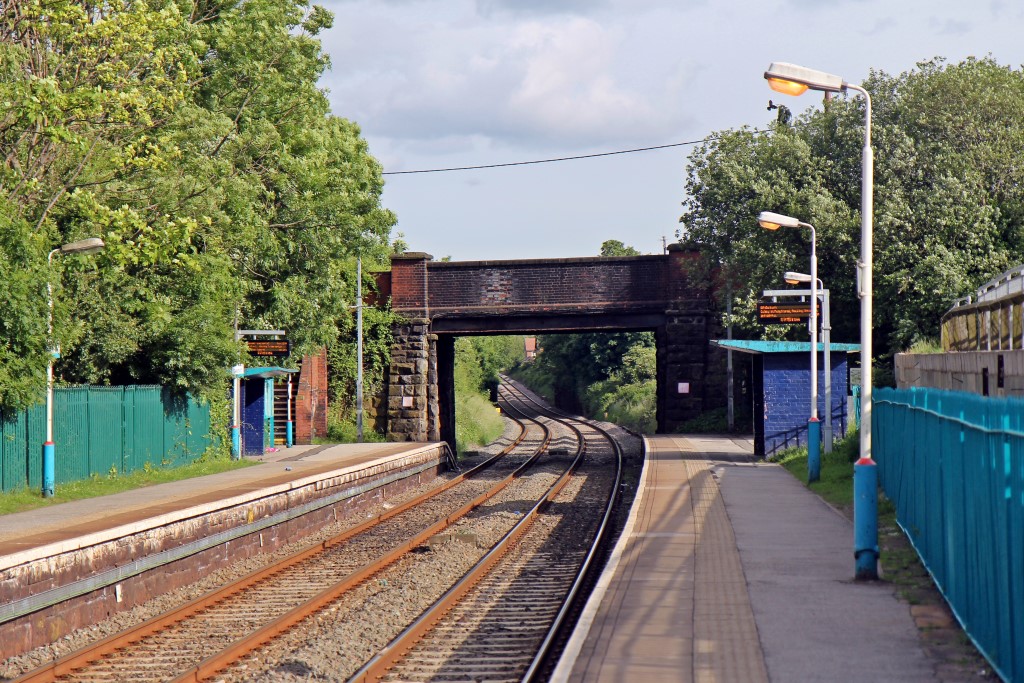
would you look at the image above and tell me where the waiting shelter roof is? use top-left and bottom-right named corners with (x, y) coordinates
top-left (711, 340), bottom-right (860, 355)
top-left (236, 366), bottom-right (299, 379)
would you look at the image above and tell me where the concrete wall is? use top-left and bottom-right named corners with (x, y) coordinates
top-left (895, 350), bottom-right (1024, 397)
top-left (762, 352), bottom-right (849, 457)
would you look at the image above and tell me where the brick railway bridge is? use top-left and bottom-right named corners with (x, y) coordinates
top-left (375, 246), bottom-right (728, 450)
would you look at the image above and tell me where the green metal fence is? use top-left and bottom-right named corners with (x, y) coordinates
top-left (0, 386), bottom-right (212, 493)
top-left (874, 386), bottom-right (1024, 682)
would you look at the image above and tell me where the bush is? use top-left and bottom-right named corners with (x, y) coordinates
top-left (455, 392), bottom-right (505, 454)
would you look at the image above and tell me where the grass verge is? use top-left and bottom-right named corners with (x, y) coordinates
top-left (0, 456), bottom-right (255, 517)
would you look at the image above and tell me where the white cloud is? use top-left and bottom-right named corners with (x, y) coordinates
top-left (320, 1), bottom-right (693, 155)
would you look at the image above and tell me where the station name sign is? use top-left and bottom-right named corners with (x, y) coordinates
top-left (246, 339), bottom-right (291, 358)
top-left (757, 299), bottom-right (820, 324)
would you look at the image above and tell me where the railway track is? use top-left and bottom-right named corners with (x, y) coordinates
top-left (349, 377), bottom-right (623, 682)
top-left (12, 379), bottom-right (630, 683)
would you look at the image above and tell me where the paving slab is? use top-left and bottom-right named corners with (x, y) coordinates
top-left (554, 434), bottom-right (939, 683)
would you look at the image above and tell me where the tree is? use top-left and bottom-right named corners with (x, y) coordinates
top-left (681, 57), bottom-right (1024, 359)
top-left (0, 0), bottom-right (397, 411)
top-left (600, 240), bottom-right (641, 256)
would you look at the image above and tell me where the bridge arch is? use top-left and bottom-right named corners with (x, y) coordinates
top-left (377, 246), bottom-right (727, 449)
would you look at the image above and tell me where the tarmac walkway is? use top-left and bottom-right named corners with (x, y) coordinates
top-left (0, 442), bottom-right (430, 564)
top-left (554, 434), bottom-right (936, 683)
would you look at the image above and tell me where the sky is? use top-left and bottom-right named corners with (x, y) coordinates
top-left (317, 0), bottom-right (1024, 262)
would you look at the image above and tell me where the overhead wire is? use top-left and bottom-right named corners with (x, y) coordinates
top-left (381, 130), bottom-right (769, 175)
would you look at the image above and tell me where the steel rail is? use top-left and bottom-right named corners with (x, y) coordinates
top-left (348, 380), bottom-right (619, 683)
top-left (347, 391), bottom-right (587, 682)
top-left (168, 406), bottom-right (554, 683)
top-left (14, 415), bottom-right (536, 683)
top-left (512, 377), bottom-right (624, 681)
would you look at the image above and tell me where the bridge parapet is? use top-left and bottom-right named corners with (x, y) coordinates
top-left (383, 246), bottom-right (724, 444)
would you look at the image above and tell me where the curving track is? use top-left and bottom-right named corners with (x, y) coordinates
top-left (349, 377), bottom-right (624, 683)
top-left (12, 379), bottom-right (631, 683)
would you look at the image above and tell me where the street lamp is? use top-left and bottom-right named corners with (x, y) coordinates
top-left (758, 212), bottom-right (821, 482)
top-left (784, 271), bottom-right (833, 455)
top-left (765, 61), bottom-right (877, 580)
top-left (45, 237), bottom-right (105, 497)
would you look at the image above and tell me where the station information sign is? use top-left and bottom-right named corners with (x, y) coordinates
top-left (246, 339), bottom-right (291, 358)
top-left (757, 299), bottom-right (820, 324)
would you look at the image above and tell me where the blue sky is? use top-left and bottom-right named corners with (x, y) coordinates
top-left (318, 0), bottom-right (1024, 261)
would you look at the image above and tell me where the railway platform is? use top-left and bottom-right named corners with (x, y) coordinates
top-left (554, 434), bottom-right (937, 683)
top-left (0, 441), bottom-right (447, 657)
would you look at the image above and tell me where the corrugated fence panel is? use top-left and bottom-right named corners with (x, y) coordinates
top-left (0, 386), bottom-right (212, 493)
top-left (1, 410), bottom-right (29, 492)
top-left (129, 387), bottom-right (167, 468)
top-left (162, 388), bottom-right (187, 467)
top-left (87, 387), bottom-right (124, 476)
top-left (56, 387), bottom-right (91, 483)
top-left (188, 397), bottom-right (212, 457)
top-left (25, 402), bottom-right (44, 491)
top-left (874, 387), bottom-right (1024, 682)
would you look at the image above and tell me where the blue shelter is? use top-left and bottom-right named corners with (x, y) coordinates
top-left (236, 367), bottom-right (299, 456)
top-left (712, 340), bottom-right (860, 458)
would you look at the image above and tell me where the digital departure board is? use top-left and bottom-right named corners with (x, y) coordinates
top-left (757, 299), bottom-right (820, 324)
top-left (246, 339), bottom-right (291, 358)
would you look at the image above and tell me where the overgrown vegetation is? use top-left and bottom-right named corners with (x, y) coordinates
top-left (774, 431), bottom-right (861, 508)
top-left (454, 336), bottom-right (525, 454)
top-left (906, 338), bottom-right (943, 354)
top-left (681, 57), bottom-right (1024, 363)
top-left (0, 0), bottom-right (397, 447)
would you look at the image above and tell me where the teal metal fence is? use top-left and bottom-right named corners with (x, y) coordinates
top-left (0, 386), bottom-right (212, 493)
top-left (874, 386), bottom-right (1024, 682)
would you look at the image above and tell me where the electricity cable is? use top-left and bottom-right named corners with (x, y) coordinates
top-left (381, 130), bottom-right (769, 175)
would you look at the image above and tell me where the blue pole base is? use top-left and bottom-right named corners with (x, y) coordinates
top-left (807, 418), bottom-right (821, 483)
top-left (231, 426), bottom-right (241, 460)
top-left (42, 441), bottom-right (55, 498)
top-left (854, 458), bottom-right (879, 580)
top-left (286, 420), bottom-right (293, 448)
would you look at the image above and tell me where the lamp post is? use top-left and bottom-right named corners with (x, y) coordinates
top-left (44, 237), bottom-right (105, 497)
top-left (765, 61), bottom-right (878, 579)
top-left (356, 256), bottom-right (364, 443)
top-left (785, 271), bottom-right (833, 454)
top-left (758, 212), bottom-right (820, 482)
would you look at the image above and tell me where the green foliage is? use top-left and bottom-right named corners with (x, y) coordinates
top-left (776, 431), bottom-right (861, 507)
top-left (455, 392), bottom-right (505, 455)
top-left (905, 338), bottom-right (943, 354)
top-left (600, 240), bottom-right (641, 256)
top-left (583, 343), bottom-right (657, 433)
top-left (454, 336), bottom-right (524, 453)
top-left (681, 57), bottom-right (1024, 362)
top-left (518, 331), bottom-right (654, 414)
top-left (0, 0), bottom-right (396, 410)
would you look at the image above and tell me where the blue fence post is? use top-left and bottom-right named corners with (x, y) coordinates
top-left (852, 385), bottom-right (861, 431)
top-left (808, 418), bottom-right (821, 483)
top-left (854, 455), bottom-right (879, 579)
